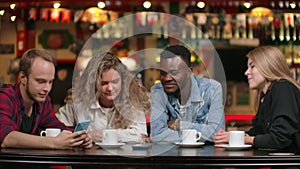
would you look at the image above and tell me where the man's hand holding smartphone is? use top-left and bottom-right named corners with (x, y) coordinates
top-left (74, 120), bottom-right (91, 132)
top-left (73, 120), bottom-right (93, 148)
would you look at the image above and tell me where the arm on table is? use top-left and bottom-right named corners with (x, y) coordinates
top-left (150, 91), bottom-right (180, 143)
top-left (181, 81), bottom-right (225, 142)
top-left (1, 130), bottom-right (92, 149)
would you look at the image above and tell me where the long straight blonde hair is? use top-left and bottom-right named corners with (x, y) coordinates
top-left (246, 46), bottom-right (300, 107)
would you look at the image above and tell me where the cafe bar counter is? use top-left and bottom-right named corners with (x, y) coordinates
top-left (0, 144), bottom-right (299, 168)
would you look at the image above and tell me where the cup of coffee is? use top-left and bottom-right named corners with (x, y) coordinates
top-left (102, 129), bottom-right (118, 144)
top-left (181, 129), bottom-right (201, 144)
top-left (229, 131), bottom-right (245, 147)
top-left (40, 128), bottom-right (61, 137)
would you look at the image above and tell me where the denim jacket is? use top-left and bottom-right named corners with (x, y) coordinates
top-left (150, 75), bottom-right (225, 143)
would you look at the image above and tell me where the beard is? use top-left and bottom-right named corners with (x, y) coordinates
top-left (25, 81), bottom-right (46, 103)
top-left (166, 87), bottom-right (180, 96)
top-left (25, 81), bottom-right (35, 102)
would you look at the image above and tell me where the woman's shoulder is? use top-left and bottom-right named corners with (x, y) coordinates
top-left (271, 79), bottom-right (299, 93)
top-left (272, 79), bottom-right (297, 88)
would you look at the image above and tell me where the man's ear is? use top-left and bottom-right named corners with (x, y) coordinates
top-left (19, 71), bottom-right (27, 84)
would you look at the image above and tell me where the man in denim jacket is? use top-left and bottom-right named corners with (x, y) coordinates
top-left (150, 45), bottom-right (225, 143)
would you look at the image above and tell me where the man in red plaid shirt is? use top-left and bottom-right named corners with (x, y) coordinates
top-left (0, 48), bottom-right (92, 149)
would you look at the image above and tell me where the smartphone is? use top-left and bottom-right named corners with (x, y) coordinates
top-left (74, 120), bottom-right (91, 132)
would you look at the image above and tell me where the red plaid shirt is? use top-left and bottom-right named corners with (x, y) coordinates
top-left (0, 83), bottom-right (68, 143)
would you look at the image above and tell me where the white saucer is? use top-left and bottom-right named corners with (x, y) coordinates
top-left (95, 142), bottom-right (125, 149)
top-left (175, 142), bottom-right (205, 148)
top-left (217, 144), bottom-right (252, 150)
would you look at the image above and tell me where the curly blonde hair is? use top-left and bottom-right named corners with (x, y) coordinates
top-left (74, 52), bottom-right (150, 129)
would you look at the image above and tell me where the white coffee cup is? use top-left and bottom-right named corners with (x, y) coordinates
top-left (181, 129), bottom-right (201, 144)
top-left (40, 128), bottom-right (61, 137)
top-left (229, 131), bottom-right (245, 147)
top-left (102, 129), bottom-right (118, 144)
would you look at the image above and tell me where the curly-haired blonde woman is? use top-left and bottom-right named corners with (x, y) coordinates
top-left (57, 52), bottom-right (150, 143)
top-left (214, 46), bottom-right (300, 152)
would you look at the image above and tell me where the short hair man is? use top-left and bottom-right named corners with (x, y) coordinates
top-left (0, 48), bottom-right (92, 149)
top-left (150, 45), bottom-right (225, 143)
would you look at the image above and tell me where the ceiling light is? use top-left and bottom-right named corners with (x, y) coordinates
top-left (11, 15), bottom-right (16, 22)
top-left (285, 1), bottom-right (289, 7)
top-left (279, 1), bottom-right (284, 8)
top-left (98, 2), bottom-right (106, 9)
top-left (105, 0), bottom-right (111, 6)
top-left (197, 1), bottom-right (205, 8)
top-left (143, 1), bottom-right (151, 9)
top-left (115, 0), bottom-right (122, 6)
top-left (270, 1), bottom-right (275, 7)
top-left (53, 2), bottom-right (61, 9)
top-left (0, 10), bottom-right (4, 16)
top-left (290, 2), bottom-right (296, 8)
top-left (10, 3), bottom-right (16, 10)
top-left (251, 7), bottom-right (273, 17)
top-left (234, 1), bottom-right (239, 7)
top-left (191, 1), bottom-right (196, 6)
top-left (243, 2), bottom-right (251, 8)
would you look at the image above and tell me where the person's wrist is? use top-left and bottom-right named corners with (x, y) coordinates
top-left (174, 119), bottom-right (180, 131)
top-left (48, 137), bottom-right (57, 149)
top-left (245, 135), bottom-right (254, 145)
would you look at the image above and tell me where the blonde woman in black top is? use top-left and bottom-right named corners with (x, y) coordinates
top-left (214, 46), bottom-right (300, 152)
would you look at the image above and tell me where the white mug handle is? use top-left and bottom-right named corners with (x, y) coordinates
top-left (195, 132), bottom-right (201, 142)
top-left (103, 131), bottom-right (108, 140)
top-left (40, 131), bottom-right (46, 136)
